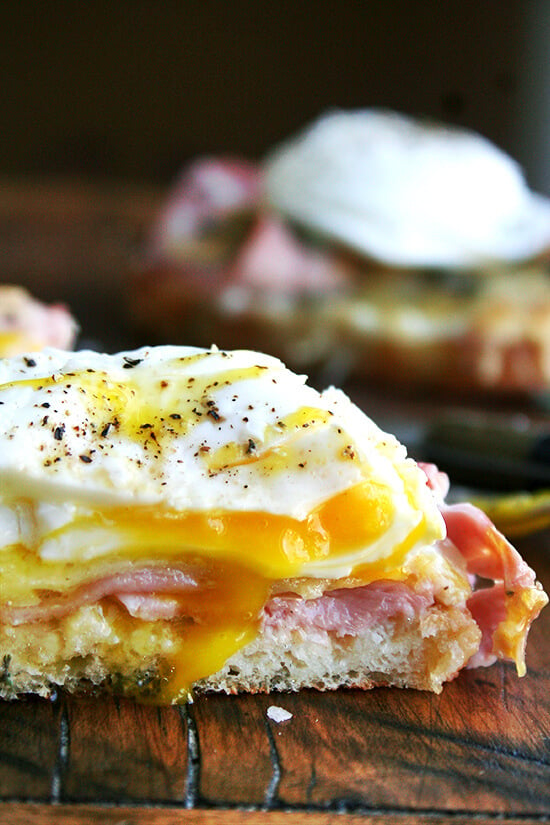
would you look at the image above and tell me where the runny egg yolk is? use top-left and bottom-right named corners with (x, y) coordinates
top-left (3, 480), bottom-right (401, 702)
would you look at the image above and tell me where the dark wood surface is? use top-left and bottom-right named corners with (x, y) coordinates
top-left (0, 179), bottom-right (549, 823)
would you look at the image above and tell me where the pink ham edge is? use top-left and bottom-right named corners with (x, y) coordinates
top-left (441, 501), bottom-right (547, 673)
top-left (421, 461), bottom-right (547, 673)
top-left (117, 593), bottom-right (183, 621)
top-left (418, 462), bottom-right (450, 501)
top-left (149, 156), bottom-right (261, 260)
top-left (223, 213), bottom-right (351, 295)
top-left (1, 567), bottom-right (200, 626)
top-left (263, 581), bottom-right (432, 637)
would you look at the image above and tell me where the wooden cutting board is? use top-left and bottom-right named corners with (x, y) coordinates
top-left (0, 179), bottom-right (549, 823)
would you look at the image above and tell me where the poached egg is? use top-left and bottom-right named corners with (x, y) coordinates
top-left (264, 109), bottom-right (550, 268)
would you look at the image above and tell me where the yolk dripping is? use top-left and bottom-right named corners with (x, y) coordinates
top-left (101, 556), bottom-right (271, 703)
top-left (4, 481), bottom-right (395, 601)
top-left (3, 480), bottom-right (397, 701)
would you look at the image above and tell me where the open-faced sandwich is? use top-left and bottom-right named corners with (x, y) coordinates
top-left (129, 110), bottom-right (550, 396)
top-left (0, 345), bottom-right (546, 703)
top-left (0, 284), bottom-right (77, 357)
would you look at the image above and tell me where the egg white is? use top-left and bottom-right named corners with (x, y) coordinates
top-left (0, 345), bottom-right (444, 578)
top-left (265, 109), bottom-right (550, 268)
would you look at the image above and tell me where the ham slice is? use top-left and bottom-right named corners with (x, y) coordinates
top-left (263, 581), bottom-right (432, 637)
top-left (224, 214), bottom-right (350, 295)
top-left (150, 157), bottom-right (260, 260)
top-left (441, 501), bottom-right (547, 673)
top-left (420, 459), bottom-right (546, 671)
top-left (1, 567), bottom-right (199, 626)
top-left (418, 461), bottom-right (450, 501)
top-left (117, 593), bottom-right (183, 621)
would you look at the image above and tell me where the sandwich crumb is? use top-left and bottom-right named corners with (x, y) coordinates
top-left (267, 705), bottom-right (293, 723)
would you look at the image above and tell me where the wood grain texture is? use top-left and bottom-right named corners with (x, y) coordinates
top-left (61, 696), bottom-right (189, 804)
top-left (266, 671), bottom-right (550, 813)
top-left (0, 697), bottom-right (61, 801)
top-left (3, 803), bottom-right (546, 825)
top-left (2, 803), bottom-right (549, 825)
top-left (191, 693), bottom-right (275, 807)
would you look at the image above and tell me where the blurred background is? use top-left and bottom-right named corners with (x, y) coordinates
top-left (1, 0), bottom-right (550, 363)
top-left (1, 0), bottom-right (549, 192)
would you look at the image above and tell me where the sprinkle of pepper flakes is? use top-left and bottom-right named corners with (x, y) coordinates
top-left (122, 356), bottom-right (143, 369)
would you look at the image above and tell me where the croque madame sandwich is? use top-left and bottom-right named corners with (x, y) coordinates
top-left (0, 285), bottom-right (77, 357)
top-left (130, 110), bottom-right (550, 395)
top-left (0, 345), bottom-right (546, 703)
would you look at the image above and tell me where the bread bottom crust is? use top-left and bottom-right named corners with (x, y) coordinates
top-left (129, 266), bottom-right (550, 396)
top-left (0, 597), bottom-right (481, 701)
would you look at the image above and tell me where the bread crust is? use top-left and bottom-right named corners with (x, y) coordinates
top-left (0, 590), bottom-right (481, 702)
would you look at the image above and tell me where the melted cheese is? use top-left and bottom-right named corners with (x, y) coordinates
top-left (0, 345), bottom-right (445, 701)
